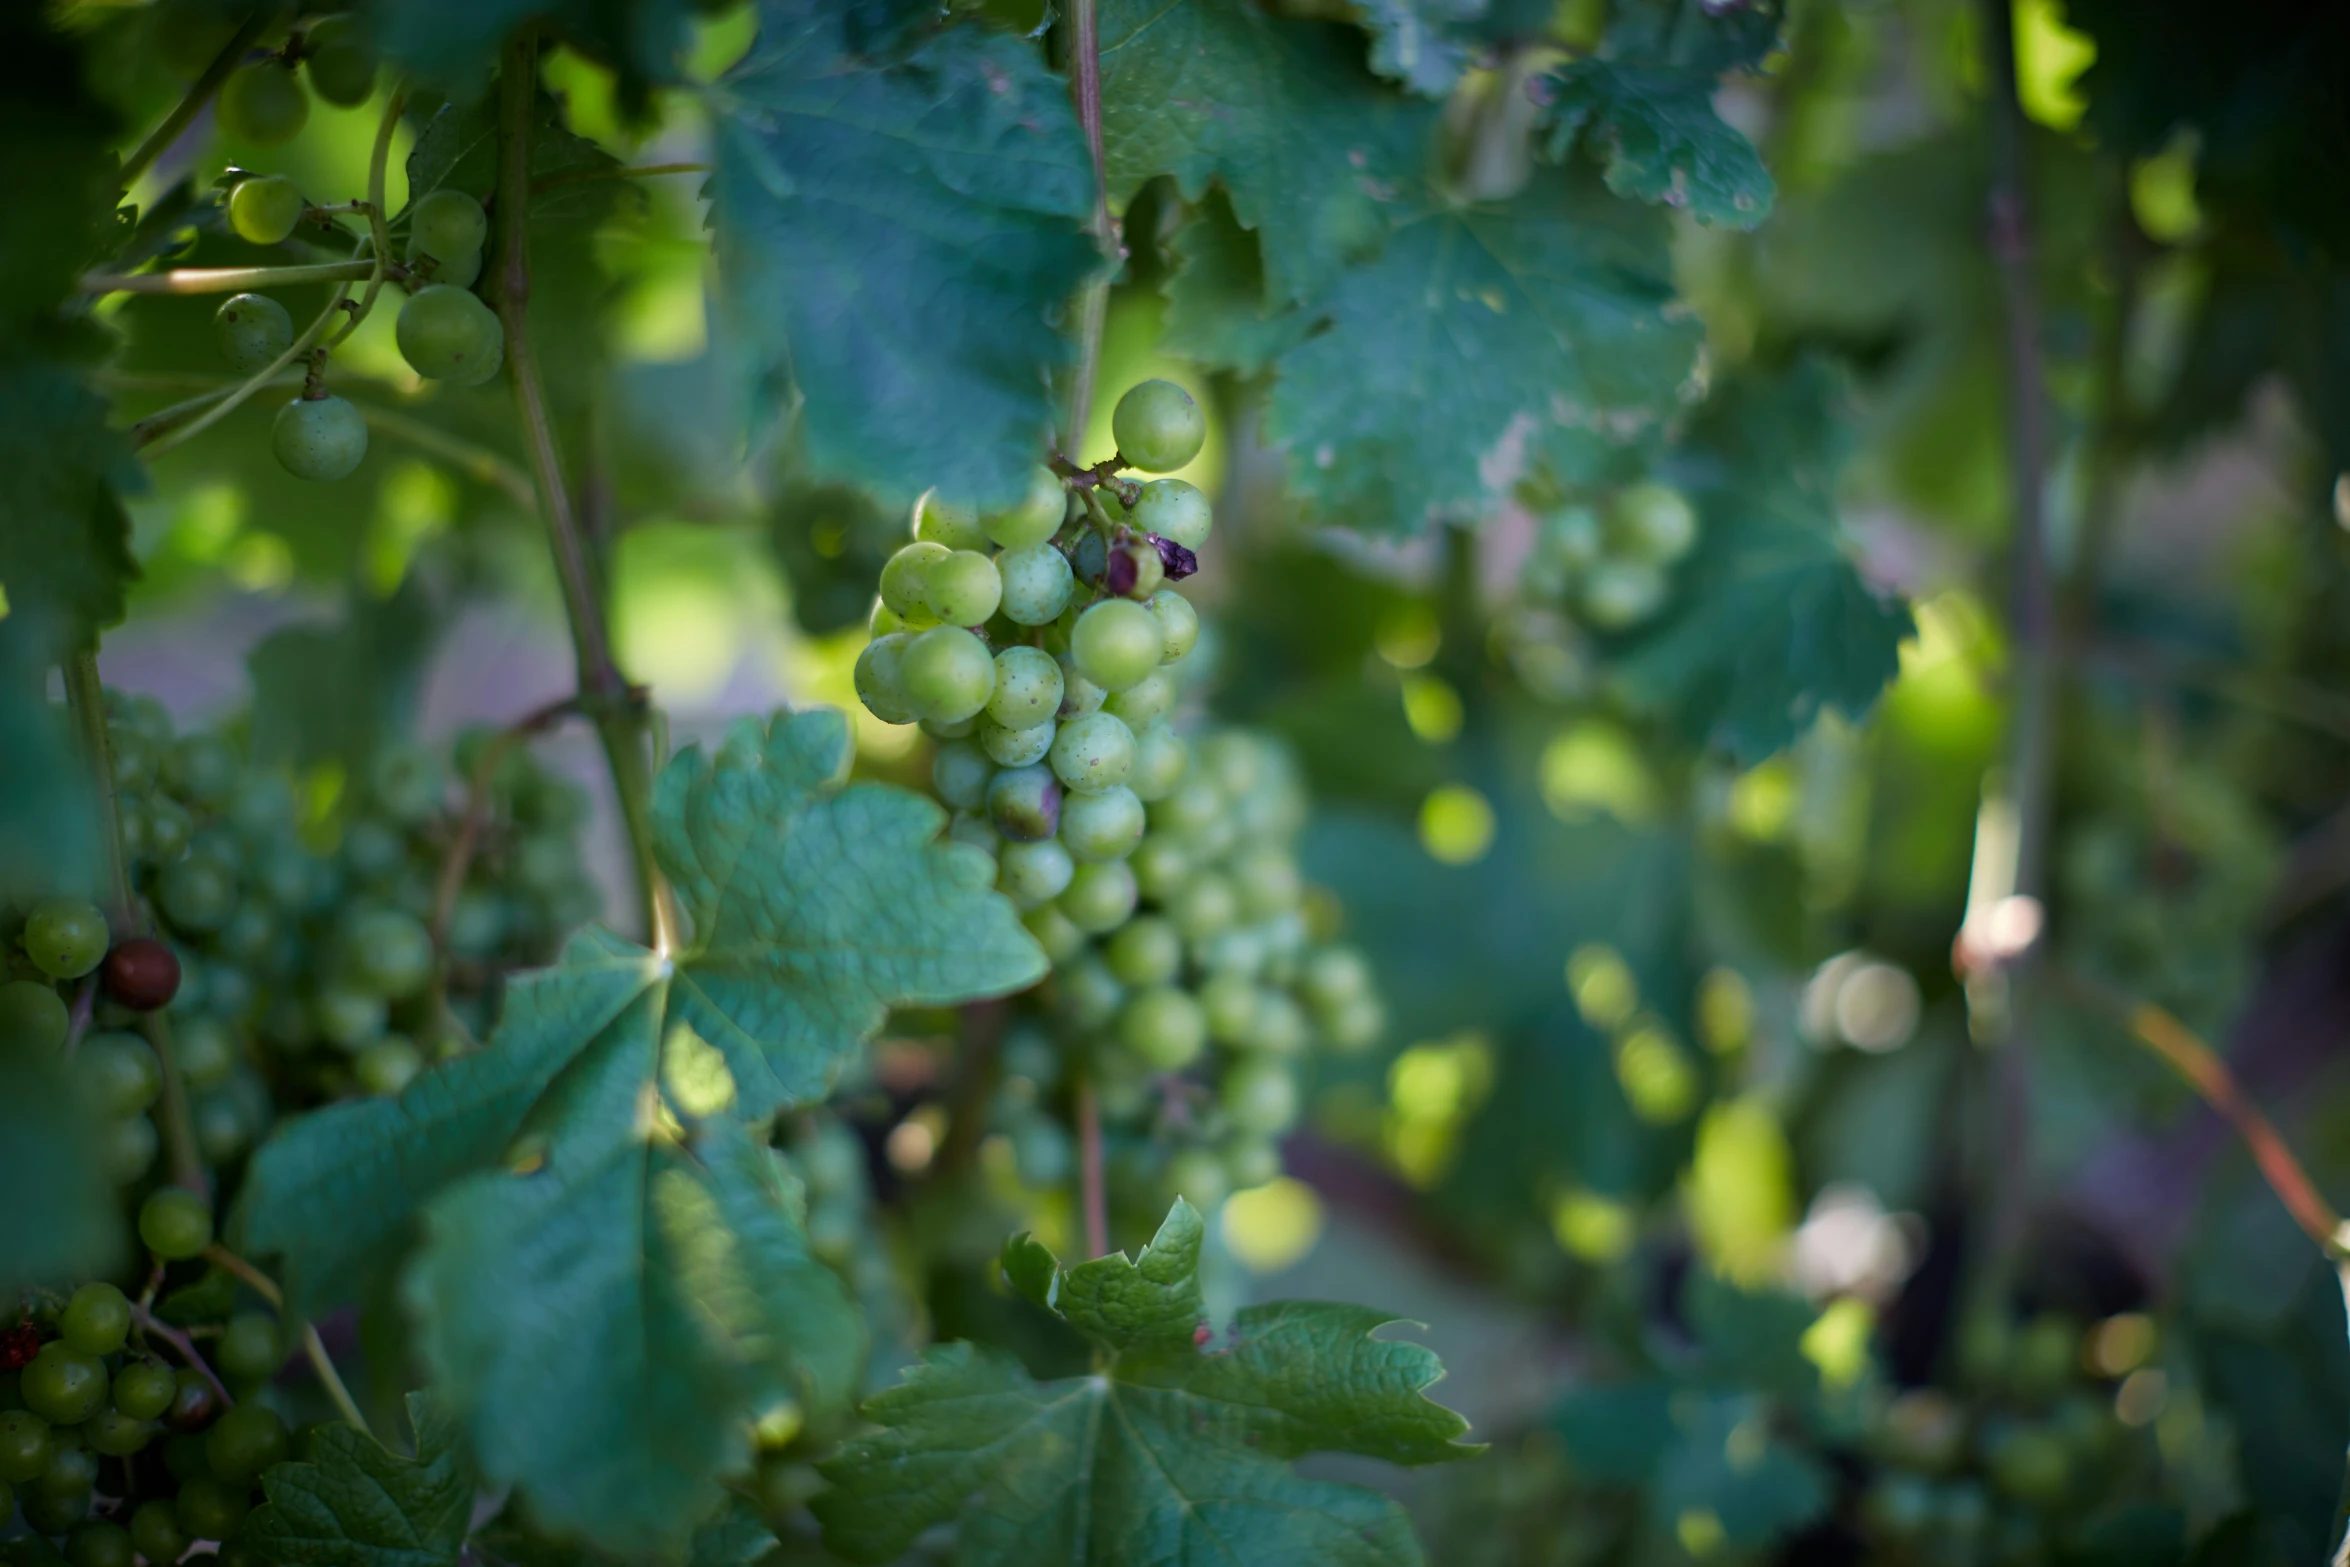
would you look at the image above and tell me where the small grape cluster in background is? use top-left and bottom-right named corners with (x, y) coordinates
top-left (1522, 479), bottom-right (1701, 632)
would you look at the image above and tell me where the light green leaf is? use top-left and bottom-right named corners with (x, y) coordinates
top-left (1265, 174), bottom-right (1700, 533)
top-left (1540, 61), bottom-right (1775, 229)
top-left (1099, 0), bottom-right (1427, 307)
top-left (0, 359), bottom-right (139, 654)
top-left (709, 2), bottom-right (1100, 508)
top-left (238, 1394), bottom-right (471, 1567)
top-left (816, 1201), bottom-right (1478, 1565)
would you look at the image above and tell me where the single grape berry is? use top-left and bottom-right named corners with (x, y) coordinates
top-left (408, 188), bottom-right (488, 264)
top-left (980, 715), bottom-right (1055, 768)
top-left (1577, 557), bottom-right (1668, 630)
top-left (24, 898), bottom-right (109, 980)
top-left (218, 65), bottom-right (309, 147)
top-left (996, 543), bottom-right (1075, 626)
top-left (69, 1521), bottom-right (134, 1567)
top-left (1163, 1147), bottom-right (1230, 1211)
top-left (930, 740), bottom-right (995, 812)
top-left (274, 394), bottom-right (369, 481)
top-left (59, 1282), bottom-right (131, 1357)
top-left (215, 1312), bottom-right (281, 1384)
top-left (986, 646), bottom-right (1063, 731)
top-left (985, 765), bottom-right (1062, 844)
top-left (1128, 724), bottom-right (1188, 802)
top-left (1105, 916), bottom-right (1181, 987)
top-left (1059, 786), bottom-right (1146, 863)
top-left (0, 979), bottom-right (68, 1050)
top-left (130, 1500), bottom-right (187, 1567)
top-left (1111, 380), bottom-right (1207, 473)
top-left (1059, 860), bottom-right (1138, 934)
top-left (176, 1474), bottom-right (251, 1541)
top-left (301, 13), bottom-right (379, 104)
top-left (1050, 712), bottom-right (1137, 795)
top-left (1131, 479), bottom-right (1212, 550)
top-left (898, 626), bottom-right (997, 725)
top-left (226, 175), bottom-right (305, 245)
top-left (1146, 589), bottom-right (1199, 663)
top-left (73, 1032), bottom-right (161, 1119)
top-left (1104, 539), bottom-right (1164, 601)
top-left (343, 906), bottom-right (433, 998)
top-left (853, 633), bottom-right (918, 724)
top-left (1070, 599), bottom-right (1164, 692)
top-left (22, 1343), bottom-right (108, 1426)
top-left (355, 1035), bottom-right (423, 1096)
top-left (103, 937), bottom-right (182, 1011)
top-left (165, 1367), bottom-right (221, 1433)
top-left (407, 234), bottom-right (483, 290)
top-left (111, 1361), bottom-right (176, 1424)
top-left (396, 285), bottom-right (505, 381)
top-left (996, 838), bottom-right (1074, 908)
top-left (0, 1410), bottom-right (54, 1484)
top-left (912, 491), bottom-right (991, 552)
top-left (138, 1187), bottom-right (213, 1261)
top-left (922, 550), bottom-right (1002, 627)
top-left (83, 1406), bottom-right (155, 1459)
top-left (1104, 670), bottom-right (1175, 730)
top-left (1605, 480), bottom-right (1698, 565)
top-left (1221, 1058), bottom-right (1300, 1135)
top-left (204, 1404), bottom-right (288, 1480)
top-left (983, 465), bottom-right (1067, 549)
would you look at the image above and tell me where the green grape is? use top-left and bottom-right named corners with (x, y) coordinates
top-left (996, 838), bottom-right (1074, 909)
top-left (146, 796), bottom-right (195, 861)
top-left (344, 907), bottom-right (432, 997)
top-left (164, 734), bottom-right (240, 806)
top-left (218, 65), bottom-right (308, 145)
top-left (851, 634), bottom-right (915, 724)
top-left (301, 13), bottom-right (377, 104)
top-left (69, 1522), bottom-right (133, 1567)
top-left (984, 466), bottom-right (1066, 549)
top-left (1173, 875), bottom-right (1240, 946)
top-left (0, 1410), bottom-right (53, 1484)
top-left (922, 550), bottom-right (1002, 627)
top-left (1071, 600), bottom-right (1163, 692)
top-left (59, 1283), bottom-right (130, 1358)
top-left (1112, 539), bottom-right (1165, 601)
top-left (1322, 994), bottom-right (1386, 1052)
top-left (1224, 1137), bottom-right (1281, 1190)
top-left (175, 1015), bottom-right (236, 1090)
top-left (24, 898), bottom-right (108, 980)
top-left (1577, 558), bottom-right (1668, 630)
top-left (1605, 480), bottom-right (1698, 564)
top-left (138, 1188), bottom-right (213, 1261)
top-left (355, 1035), bottom-right (423, 1096)
top-left (1060, 786), bottom-right (1145, 862)
top-left (877, 541), bottom-right (949, 620)
top-left (314, 985), bottom-right (387, 1050)
top-left (1119, 987), bottom-right (1205, 1070)
top-left (212, 292), bottom-right (293, 374)
top-left (1055, 957), bottom-right (1123, 1030)
top-left (1056, 653), bottom-right (1107, 717)
top-left (160, 853), bottom-right (238, 935)
top-left (1162, 1146), bottom-right (1229, 1209)
top-left (396, 285), bottom-right (503, 381)
top-left (1128, 724), bottom-right (1188, 802)
top-left (82, 1406), bottom-right (153, 1459)
top-left (1243, 991), bottom-right (1310, 1056)
top-left (979, 715), bottom-right (1054, 768)
top-left (0, 979), bottom-right (68, 1050)
top-left (1130, 836), bottom-right (1190, 901)
top-left (226, 175), bottom-right (304, 245)
top-left (216, 902), bottom-right (275, 966)
top-left (1537, 505), bottom-right (1604, 573)
top-left (176, 1474), bottom-right (250, 1541)
top-left (22, 1345), bottom-right (107, 1426)
top-left (1130, 479), bottom-right (1211, 550)
top-left (919, 713), bottom-right (977, 742)
top-left (111, 1363), bottom-right (175, 1424)
top-left (274, 395), bottom-right (369, 481)
top-left (930, 739), bottom-right (994, 811)
top-left (1231, 847), bottom-right (1302, 919)
top-left (985, 765), bottom-right (1061, 843)
top-left (1022, 904), bottom-right (1085, 964)
top-left (106, 1115), bottom-right (160, 1184)
top-left (408, 189), bottom-right (487, 262)
top-left (1198, 731), bottom-right (1261, 798)
top-left (1103, 670), bottom-right (1175, 730)
top-left (166, 1368), bottom-right (221, 1433)
top-left (985, 646), bottom-right (1063, 731)
top-left (950, 809), bottom-right (999, 854)
top-left (1104, 916), bottom-right (1181, 987)
top-left (1111, 380), bottom-right (1206, 473)
top-left (27, 1488), bottom-right (92, 1535)
top-left (997, 543), bottom-right (1075, 625)
top-left (1049, 712), bottom-right (1135, 795)
top-left (404, 232), bottom-right (483, 290)
top-left (913, 491), bottom-right (990, 551)
top-left (369, 742), bottom-right (444, 823)
top-left (1983, 1424), bottom-right (2070, 1505)
top-left (130, 1499), bottom-right (187, 1567)
top-left (204, 1404), bottom-right (288, 1480)
top-left (35, 1439), bottom-right (96, 1500)
top-left (1221, 1058), bottom-right (1300, 1135)
top-left (74, 1033), bottom-right (162, 1119)
top-left (1060, 860), bottom-right (1138, 935)
top-left (1299, 945), bottom-right (1371, 1013)
top-left (898, 627), bottom-right (996, 724)
top-left (215, 1313), bottom-right (279, 1384)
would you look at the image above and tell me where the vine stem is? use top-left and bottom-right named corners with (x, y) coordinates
top-left (118, 12), bottom-right (270, 192)
top-left (495, 32), bottom-right (674, 951)
top-left (139, 250), bottom-right (363, 462)
top-left (327, 85), bottom-right (409, 350)
top-left (204, 1245), bottom-right (374, 1437)
top-left (1059, 0), bottom-right (1115, 452)
top-left (1076, 1080), bottom-right (1109, 1259)
top-left (79, 260), bottom-right (381, 297)
top-left (129, 1303), bottom-right (234, 1409)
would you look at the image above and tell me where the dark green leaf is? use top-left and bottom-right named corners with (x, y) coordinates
top-left (0, 360), bottom-right (140, 654)
top-left (237, 1395), bottom-right (471, 1567)
top-left (1352, 0), bottom-right (1485, 97)
top-left (358, 0), bottom-right (697, 100)
top-left (1600, 0), bottom-right (1783, 76)
top-left (709, 2), bottom-right (1100, 508)
top-left (1539, 61), bottom-right (1774, 229)
top-left (0, 1052), bottom-right (122, 1296)
top-left (246, 581), bottom-right (435, 783)
top-left (1159, 194), bottom-right (1310, 375)
top-left (2193, 1259), bottom-right (2350, 1567)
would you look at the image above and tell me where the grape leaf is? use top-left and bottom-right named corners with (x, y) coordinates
top-left (1538, 61), bottom-right (1774, 229)
top-left (1606, 361), bottom-right (1911, 760)
top-left (246, 581), bottom-right (435, 784)
top-left (1098, 0), bottom-right (1428, 308)
top-left (1353, 0), bottom-right (1486, 97)
top-left (708, 1), bottom-right (1100, 510)
top-left (1264, 172), bottom-right (1699, 534)
top-left (1159, 193), bottom-right (1310, 375)
top-left (0, 12), bottom-right (122, 335)
top-left (237, 1394), bottom-right (471, 1567)
top-left (815, 1201), bottom-right (1478, 1565)
top-left (357, 0), bottom-right (697, 100)
top-left (477, 1497), bottom-right (779, 1567)
top-left (0, 359), bottom-right (140, 654)
top-left (0, 1052), bottom-right (122, 1296)
top-left (1600, 0), bottom-right (1783, 75)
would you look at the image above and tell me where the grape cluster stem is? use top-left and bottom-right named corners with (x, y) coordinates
top-left (129, 1302), bottom-right (234, 1409)
top-left (205, 1243), bottom-right (375, 1438)
top-left (118, 11), bottom-right (272, 192)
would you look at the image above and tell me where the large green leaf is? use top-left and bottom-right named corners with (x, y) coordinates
top-left (1264, 173), bottom-right (1699, 534)
top-left (0, 358), bottom-right (139, 654)
top-left (709, 1), bottom-right (1100, 508)
top-left (815, 1201), bottom-right (1478, 1565)
top-left (238, 1395), bottom-right (471, 1567)
top-left (1606, 362), bottom-right (1911, 760)
top-left (1159, 192), bottom-right (1310, 376)
top-left (1539, 60), bottom-right (1774, 229)
top-left (357, 0), bottom-right (697, 100)
top-left (0, 13), bottom-right (121, 335)
top-left (1353, 0), bottom-right (1486, 97)
top-left (1099, 0), bottom-right (1427, 308)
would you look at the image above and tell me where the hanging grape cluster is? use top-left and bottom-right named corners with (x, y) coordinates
top-left (853, 381), bottom-right (1386, 1222)
top-left (1521, 479), bottom-right (1701, 632)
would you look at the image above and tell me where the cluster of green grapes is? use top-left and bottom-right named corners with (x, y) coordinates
top-left (853, 380), bottom-right (1385, 1219)
top-left (1520, 479), bottom-right (1700, 632)
top-left (155, 4), bottom-right (381, 146)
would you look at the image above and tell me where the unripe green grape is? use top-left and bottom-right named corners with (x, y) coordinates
top-left (853, 632), bottom-right (918, 724)
top-left (1224, 1137), bottom-right (1282, 1191)
top-left (1057, 653), bottom-right (1108, 717)
top-left (985, 466), bottom-right (1066, 549)
top-left (1119, 987), bottom-right (1205, 1070)
top-left (923, 549), bottom-right (1002, 626)
top-left (0, 979), bottom-right (67, 1050)
top-left (1606, 480), bottom-right (1698, 564)
top-left (1060, 859), bottom-right (1138, 935)
top-left (446, 327), bottom-right (504, 387)
top-left (878, 541), bottom-right (949, 619)
top-left (138, 1187), bottom-right (213, 1261)
top-left (1577, 558), bottom-right (1669, 630)
top-left (408, 189), bottom-right (488, 263)
top-left (979, 714), bottom-right (1055, 768)
top-left (986, 765), bottom-right (1061, 843)
top-left (1172, 873), bottom-right (1238, 943)
top-left (997, 543), bottom-right (1075, 625)
top-left (204, 1404), bottom-right (288, 1480)
top-left (215, 1312), bottom-right (280, 1384)
top-left (106, 1115), bottom-right (160, 1184)
top-left (899, 626), bottom-right (997, 724)
top-left (986, 646), bottom-right (1063, 730)
top-left (1300, 946), bottom-right (1372, 1013)
top-left (274, 395), bottom-right (369, 480)
top-left (345, 907), bottom-right (432, 997)
top-left (1198, 730), bottom-right (1262, 798)
top-left (1050, 711), bottom-right (1135, 795)
top-left (1130, 479), bottom-right (1211, 550)
top-left (913, 491), bottom-right (990, 551)
top-left (69, 1522), bottom-right (134, 1567)
top-left (315, 985), bottom-right (387, 1050)
top-left (302, 14), bottom-right (378, 105)
top-left (177, 1474), bottom-right (250, 1541)
top-left (0, 1410), bottom-right (53, 1484)
top-left (212, 292), bottom-right (294, 374)
top-left (996, 838), bottom-right (1074, 908)
top-left (1104, 670), bottom-right (1175, 730)
top-left (1231, 848), bottom-right (1302, 920)
top-left (1243, 991), bottom-right (1310, 1056)
top-left (22, 1345), bottom-right (108, 1426)
top-left (146, 796), bottom-right (194, 861)
top-left (1130, 835), bottom-right (1190, 901)
top-left (1104, 916), bottom-right (1181, 988)
top-left (930, 740), bottom-right (994, 811)
top-left (1111, 380), bottom-right (1206, 473)
top-left (219, 65), bottom-right (308, 146)
top-left (60, 1282), bottom-right (131, 1357)
top-left (407, 234), bottom-right (482, 290)
top-left (160, 852), bottom-right (237, 933)
top-left (25, 897), bottom-right (108, 980)
top-left (175, 1014), bottom-right (236, 1089)
top-left (83, 1406), bottom-right (154, 1459)
top-left (130, 1500), bottom-right (187, 1567)
top-left (1056, 957), bottom-right (1124, 1031)
top-left (1162, 1146), bottom-right (1229, 1210)
top-left (165, 731), bottom-right (241, 804)
top-left (1201, 971), bottom-right (1260, 1044)
top-left (28, 1487), bottom-right (92, 1535)
top-left (1221, 1058), bottom-right (1300, 1135)
top-left (951, 808), bottom-right (1000, 853)
top-left (1127, 724), bottom-right (1188, 802)
top-left (1071, 600), bottom-right (1163, 692)
top-left (370, 741), bottom-right (444, 823)
top-left (1113, 539), bottom-right (1165, 601)
top-left (1059, 785), bottom-right (1145, 863)
top-left (1538, 505), bottom-right (1605, 573)
top-left (112, 1363), bottom-right (176, 1424)
top-left (1022, 903), bottom-right (1085, 965)
top-left (226, 175), bottom-right (304, 245)
top-left (396, 285), bottom-right (504, 381)
top-left (920, 712), bottom-right (976, 741)
top-left (1142, 592), bottom-right (1200, 668)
